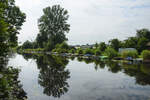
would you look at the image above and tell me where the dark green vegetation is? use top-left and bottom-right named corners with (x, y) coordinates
top-left (19, 28), bottom-right (150, 61)
top-left (0, 0), bottom-right (26, 99)
top-left (141, 50), bottom-right (150, 60)
top-left (0, 54), bottom-right (27, 100)
top-left (0, 0), bottom-right (26, 56)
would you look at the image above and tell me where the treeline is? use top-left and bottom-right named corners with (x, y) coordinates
top-left (20, 27), bottom-right (150, 59)
top-left (17, 5), bottom-right (150, 60)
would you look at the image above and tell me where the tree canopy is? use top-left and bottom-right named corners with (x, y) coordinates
top-left (0, 0), bottom-right (26, 55)
top-left (36, 5), bottom-right (70, 50)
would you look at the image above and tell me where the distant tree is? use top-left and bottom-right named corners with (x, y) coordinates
top-left (95, 49), bottom-right (101, 56)
top-left (136, 29), bottom-right (150, 40)
top-left (98, 42), bottom-right (106, 52)
top-left (137, 37), bottom-right (149, 52)
top-left (22, 40), bottom-right (33, 49)
top-left (84, 48), bottom-right (94, 55)
top-left (123, 37), bottom-right (138, 48)
top-left (95, 42), bottom-right (98, 49)
top-left (104, 47), bottom-right (118, 59)
top-left (37, 5), bottom-right (70, 50)
top-left (109, 39), bottom-right (121, 51)
top-left (69, 48), bottom-right (75, 54)
top-left (58, 42), bottom-right (69, 50)
top-left (77, 49), bottom-right (83, 54)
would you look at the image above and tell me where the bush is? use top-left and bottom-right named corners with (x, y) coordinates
top-left (84, 48), bottom-right (94, 55)
top-left (77, 49), bottom-right (83, 54)
top-left (141, 50), bottom-right (150, 60)
top-left (104, 47), bottom-right (118, 59)
top-left (121, 50), bottom-right (138, 58)
top-left (55, 42), bottom-right (69, 49)
top-left (56, 48), bottom-right (68, 53)
top-left (95, 49), bottom-right (101, 56)
top-left (69, 49), bottom-right (75, 54)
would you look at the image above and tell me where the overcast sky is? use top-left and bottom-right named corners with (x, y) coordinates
top-left (15, 0), bottom-right (150, 45)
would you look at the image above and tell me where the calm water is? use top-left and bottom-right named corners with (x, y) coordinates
top-left (8, 53), bottom-right (150, 100)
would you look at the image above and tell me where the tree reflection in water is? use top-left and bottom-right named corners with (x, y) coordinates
top-left (77, 57), bottom-right (150, 86)
top-left (22, 54), bottom-right (150, 98)
top-left (0, 53), bottom-right (27, 100)
top-left (22, 54), bottom-right (70, 98)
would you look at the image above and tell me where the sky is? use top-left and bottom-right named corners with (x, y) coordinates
top-left (15, 0), bottom-right (150, 45)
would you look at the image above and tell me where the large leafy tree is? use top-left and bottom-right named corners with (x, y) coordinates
top-left (37, 5), bottom-right (70, 50)
top-left (0, 0), bottom-right (26, 55)
top-left (109, 39), bottom-right (121, 51)
top-left (137, 37), bottom-right (149, 52)
top-left (98, 42), bottom-right (106, 52)
top-left (123, 37), bottom-right (138, 48)
top-left (136, 28), bottom-right (150, 40)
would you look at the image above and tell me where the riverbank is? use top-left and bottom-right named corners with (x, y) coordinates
top-left (18, 50), bottom-right (149, 64)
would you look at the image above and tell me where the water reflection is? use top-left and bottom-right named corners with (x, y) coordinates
top-left (20, 54), bottom-right (150, 100)
top-left (22, 54), bottom-right (70, 98)
top-left (77, 57), bottom-right (150, 86)
top-left (0, 53), bottom-right (27, 100)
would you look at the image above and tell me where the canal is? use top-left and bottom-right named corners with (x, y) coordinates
top-left (8, 53), bottom-right (150, 100)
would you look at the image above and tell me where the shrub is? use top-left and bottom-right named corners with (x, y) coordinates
top-left (84, 48), bottom-right (94, 55)
top-left (57, 48), bottom-right (68, 53)
top-left (121, 50), bottom-right (138, 58)
top-left (104, 47), bottom-right (118, 59)
top-left (95, 49), bottom-right (101, 56)
top-left (69, 49), bottom-right (75, 54)
top-left (141, 50), bottom-right (150, 60)
top-left (77, 49), bottom-right (83, 54)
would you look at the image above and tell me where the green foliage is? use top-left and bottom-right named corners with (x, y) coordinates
top-left (109, 39), bottom-right (121, 51)
top-left (123, 37), bottom-right (138, 48)
top-left (22, 40), bottom-right (33, 49)
top-left (136, 28), bottom-right (150, 40)
top-left (95, 49), bottom-right (101, 56)
top-left (95, 42), bottom-right (98, 49)
top-left (0, 65), bottom-right (27, 100)
top-left (121, 50), bottom-right (138, 58)
top-left (84, 48), bottom-right (94, 55)
top-left (2, 0), bottom-right (26, 47)
top-left (52, 42), bottom-right (69, 53)
top-left (57, 48), bottom-right (68, 53)
top-left (77, 49), bottom-right (83, 54)
top-left (45, 40), bottom-right (55, 51)
top-left (104, 47), bottom-right (118, 59)
top-left (0, 0), bottom-right (26, 55)
top-left (69, 49), bottom-right (75, 54)
top-left (98, 42), bottom-right (106, 52)
top-left (141, 50), bottom-right (150, 60)
top-left (137, 37), bottom-right (149, 52)
top-left (37, 5), bottom-right (70, 50)
top-left (56, 42), bottom-right (69, 50)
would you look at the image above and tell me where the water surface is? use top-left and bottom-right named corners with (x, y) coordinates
top-left (8, 54), bottom-right (150, 100)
